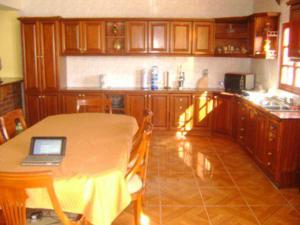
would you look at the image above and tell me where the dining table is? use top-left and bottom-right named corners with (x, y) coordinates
top-left (0, 113), bottom-right (138, 225)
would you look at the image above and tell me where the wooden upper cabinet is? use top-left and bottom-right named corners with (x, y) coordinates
top-left (125, 21), bottom-right (148, 53)
top-left (39, 20), bottom-right (60, 92)
top-left (289, 2), bottom-right (300, 58)
top-left (61, 20), bottom-right (82, 54)
top-left (192, 22), bottom-right (214, 55)
top-left (21, 21), bottom-right (40, 93)
top-left (148, 21), bottom-right (169, 53)
top-left (170, 22), bottom-right (192, 54)
top-left (82, 21), bottom-right (105, 54)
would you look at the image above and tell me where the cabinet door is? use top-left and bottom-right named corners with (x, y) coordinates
top-left (25, 94), bottom-right (41, 126)
top-left (289, 3), bottom-right (300, 58)
top-left (212, 94), bottom-right (233, 136)
top-left (192, 94), bottom-right (213, 130)
top-left (126, 94), bottom-right (148, 126)
top-left (39, 20), bottom-right (60, 92)
top-left (254, 112), bottom-right (267, 166)
top-left (148, 21), bottom-right (169, 53)
top-left (61, 20), bottom-right (82, 54)
top-left (170, 22), bottom-right (192, 54)
top-left (21, 21), bottom-right (40, 93)
top-left (236, 102), bottom-right (248, 146)
top-left (170, 94), bottom-right (192, 130)
top-left (125, 21), bottom-right (148, 53)
top-left (264, 120), bottom-right (279, 175)
top-left (192, 22), bottom-right (214, 55)
top-left (41, 94), bottom-right (59, 119)
top-left (149, 94), bottom-right (169, 129)
top-left (60, 93), bottom-right (80, 114)
top-left (82, 21), bottom-right (105, 54)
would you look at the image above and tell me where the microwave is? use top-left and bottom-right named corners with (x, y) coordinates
top-left (224, 73), bottom-right (255, 93)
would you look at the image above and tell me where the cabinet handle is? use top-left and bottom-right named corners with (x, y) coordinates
top-left (240, 128), bottom-right (245, 131)
top-left (192, 95), bottom-right (195, 99)
top-left (268, 152), bottom-right (272, 156)
top-left (38, 95), bottom-right (42, 99)
top-left (241, 116), bottom-right (245, 121)
top-left (82, 94), bottom-right (85, 97)
top-left (239, 136), bottom-right (244, 139)
top-left (148, 94), bottom-right (151, 98)
top-left (78, 94), bottom-right (82, 97)
top-left (179, 106), bottom-right (183, 110)
top-left (267, 162), bottom-right (271, 166)
top-left (179, 98), bottom-right (183, 102)
top-left (269, 138), bottom-right (274, 142)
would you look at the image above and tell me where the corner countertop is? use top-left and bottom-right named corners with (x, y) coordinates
top-left (0, 77), bottom-right (23, 87)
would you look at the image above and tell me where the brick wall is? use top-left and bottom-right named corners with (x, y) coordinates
top-left (0, 82), bottom-right (22, 116)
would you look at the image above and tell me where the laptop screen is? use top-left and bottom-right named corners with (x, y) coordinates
top-left (31, 137), bottom-right (66, 156)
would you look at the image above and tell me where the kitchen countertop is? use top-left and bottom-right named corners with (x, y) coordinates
top-left (0, 77), bottom-right (23, 87)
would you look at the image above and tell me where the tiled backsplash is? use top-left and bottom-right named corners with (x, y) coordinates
top-left (66, 56), bottom-right (252, 88)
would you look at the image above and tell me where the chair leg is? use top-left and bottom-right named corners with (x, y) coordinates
top-left (133, 194), bottom-right (142, 225)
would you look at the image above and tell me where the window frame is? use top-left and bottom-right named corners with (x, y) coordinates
top-left (279, 23), bottom-right (300, 94)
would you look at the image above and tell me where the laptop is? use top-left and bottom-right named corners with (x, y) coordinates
top-left (22, 137), bottom-right (66, 166)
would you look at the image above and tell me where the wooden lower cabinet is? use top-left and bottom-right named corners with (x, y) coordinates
top-left (148, 94), bottom-right (169, 129)
top-left (25, 93), bottom-right (59, 126)
top-left (212, 93), bottom-right (233, 136)
top-left (170, 94), bottom-right (192, 130)
top-left (192, 93), bottom-right (213, 131)
top-left (126, 93), bottom-right (149, 126)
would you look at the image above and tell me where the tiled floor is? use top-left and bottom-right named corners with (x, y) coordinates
top-left (113, 131), bottom-right (300, 225)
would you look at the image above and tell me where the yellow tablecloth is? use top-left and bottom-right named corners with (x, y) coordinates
top-left (0, 113), bottom-right (138, 225)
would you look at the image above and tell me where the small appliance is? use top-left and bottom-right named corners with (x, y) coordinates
top-left (224, 73), bottom-right (255, 93)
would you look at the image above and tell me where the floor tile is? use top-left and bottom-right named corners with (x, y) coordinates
top-left (206, 206), bottom-right (259, 225)
top-left (200, 187), bottom-right (247, 206)
top-left (279, 188), bottom-right (300, 208)
top-left (230, 171), bottom-right (274, 188)
top-left (161, 206), bottom-right (210, 225)
top-left (239, 186), bottom-right (289, 206)
top-left (251, 205), bottom-right (300, 225)
top-left (194, 171), bottom-right (235, 187)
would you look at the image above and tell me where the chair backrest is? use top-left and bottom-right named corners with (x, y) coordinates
top-left (0, 171), bottom-right (83, 225)
top-left (0, 125), bottom-right (5, 145)
top-left (1, 109), bottom-right (27, 140)
top-left (126, 122), bottom-right (153, 187)
top-left (132, 109), bottom-right (153, 148)
top-left (76, 98), bottom-right (112, 114)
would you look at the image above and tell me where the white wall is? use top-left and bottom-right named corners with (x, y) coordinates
top-left (0, 0), bottom-right (21, 9)
top-left (19, 0), bottom-right (255, 88)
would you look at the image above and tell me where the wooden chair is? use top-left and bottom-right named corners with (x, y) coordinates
top-left (0, 109), bottom-right (27, 140)
top-left (126, 121), bottom-right (153, 225)
top-left (0, 171), bottom-right (86, 225)
top-left (0, 128), bottom-right (5, 145)
top-left (76, 98), bottom-right (112, 114)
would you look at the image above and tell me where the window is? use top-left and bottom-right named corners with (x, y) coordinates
top-left (279, 23), bottom-right (300, 94)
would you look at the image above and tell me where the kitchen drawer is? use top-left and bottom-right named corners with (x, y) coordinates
top-left (170, 94), bottom-right (192, 129)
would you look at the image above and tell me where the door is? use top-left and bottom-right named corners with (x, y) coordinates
top-left (41, 94), bottom-right (59, 119)
top-left (39, 20), bottom-right (60, 92)
top-left (125, 21), bottom-right (148, 53)
top-left (25, 94), bottom-right (41, 126)
top-left (192, 22), bottom-right (214, 55)
top-left (21, 20), bottom-right (40, 93)
top-left (212, 94), bottom-right (233, 136)
top-left (170, 22), bottom-right (192, 54)
top-left (289, 3), bottom-right (300, 58)
top-left (149, 94), bottom-right (169, 129)
top-left (61, 20), bottom-right (82, 54)
top-left (126, 94), bottom-right (148, 126)
top-left (82, 21), bottom-right (105, 54)
top-left (192, 93), bottom-right (213, 130)
top-left (170, 94), bottom-right (192, 130)
top-left (148, 21), bottom-right (169, 53)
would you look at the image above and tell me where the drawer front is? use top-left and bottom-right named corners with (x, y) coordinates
top-left (264, 120), bottom-right (279, 174)
top-left (237, 103), bottom-right (247, 144)
top-left (170, 95), bottom-right (192, 129)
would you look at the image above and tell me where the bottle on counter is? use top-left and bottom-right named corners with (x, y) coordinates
top-left (141, 68), bottom-right (149, 89)
top-left (151, 66), bottom-right (159, 90)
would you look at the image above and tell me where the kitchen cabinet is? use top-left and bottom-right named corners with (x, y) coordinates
top-left (192, 21), bottom-right (215, 55)
top-left (170, 22), bottom-right (192, 54)
top-left (288, 0), bottom-right (300, 58)
top-left (212, 93), bottom-right (233, 136)
top-left (170, 94), bottom-right (192, 130)
top-left (60, 91), bottom-right (105, 113)
top-left (20, 18), bottom-right (60, 125)
top-left (245, 106), bottom-right (259, 155)
top-left (61, 20), bottom-right (105, 54)
top-left (148, 21), bottom-right (170, 53)
top-left (126, 93), bottom-right (149, 126)
top-left (148, 94), bottom-right (169, 129)
top-left (192, 93), bottom-right (213, 131)
top-left (125, 21), bottom-right (148, 53)
top-left (25, 94), bottom-right (59, 126)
